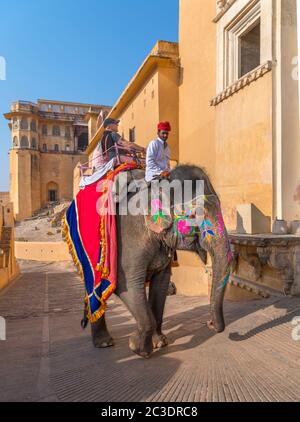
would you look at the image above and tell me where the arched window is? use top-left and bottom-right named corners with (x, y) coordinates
top-left (65, 144), bottom-right (70, 152)
top-left (13, 136), bottom-right (18, 147)
top-left (30, 120), bottom-right (37, 131)
top-left (52, 126), bottom-right (61, 136)
top-left (20, 136), bottom-right (29, 148)
top-left (20, 118), bottom-right (28, 130)
top-left (31, 138), bottom-right (37, 149)
top-left (54, 144), bottom-right (59, 152)
top-left (78, 132), bottom-right (88, 151)
top-left (42, 144), bottom-right (47, 152)
top-left (42, 125), bottom-right (48, 136)
top-left (12, 118), bottom-right (19, 130)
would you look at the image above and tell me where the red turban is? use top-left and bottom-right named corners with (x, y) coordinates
top-left (158, 121), bottom-right (171, 132)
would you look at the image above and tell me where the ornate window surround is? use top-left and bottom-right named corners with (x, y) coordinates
top-left (214, 0), bottom-right (273, 97)
top-left (225, 0), bottom-right (261, 87)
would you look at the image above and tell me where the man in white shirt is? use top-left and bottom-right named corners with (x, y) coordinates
top-left (145, 121), bottom-right (171, 182)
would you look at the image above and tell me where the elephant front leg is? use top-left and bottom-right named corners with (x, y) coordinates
top-left (119, 284), bottom-right (155, 359)
top-left (148, 266), bottom-right (171, 349)
top-left (91, 314), bottom-right (114, 348)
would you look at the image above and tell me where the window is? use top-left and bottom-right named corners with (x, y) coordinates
top-left (42, 125), bottom-right (48, 136)
top-left (13, 136), bottom-right (18, 147)
top-left (152, 90), bottom-right (155, 99)
top-left (129, 127), bottom-right (136, 143)
top-left (215, 0), bottom-right (270, 93)
top-left (65, 126), bottom-right (71, 139)
top-left (20, 136), bottom-right (29, 148)
top-left (78, 133), bottom-right (88, 151)
top-left (66, 144), bottom-right (70, 151)
top-left (47, 182), bottom-right (59, 202)
top-left (54, 144), bottom-right (59, 152)
top-left (30, 120), bottom-right (37, 132)
top-left (42, 144), bottom-right (47, 152)
top-left (52, 126), bottom-right (60, 136)
top-left (224, 2), bottom-right (261, 87)
top-left (31, 138), bottom-right (37, 149)
top-left (239, 20), bottom-right (261, 78)
top-left (20, 118), bottom-right (28, 130)
top-left (48, 190), bottom-right (57, 202)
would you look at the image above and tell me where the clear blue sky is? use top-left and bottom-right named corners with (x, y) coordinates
top-left (0, 0), bottom-right (179, 191)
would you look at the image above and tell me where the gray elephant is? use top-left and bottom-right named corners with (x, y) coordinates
top-left (88, 164), bottom-right (233, 358)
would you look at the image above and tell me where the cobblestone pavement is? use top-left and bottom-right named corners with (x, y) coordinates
top-left (0, 261), bottom-right (300, 402)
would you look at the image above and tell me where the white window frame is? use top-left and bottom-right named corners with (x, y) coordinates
top-left (216, 0), bottom-right (273, 93)
top-left (225, 1), bottom-right (261, 86)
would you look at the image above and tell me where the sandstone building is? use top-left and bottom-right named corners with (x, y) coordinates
top-left (4, 99), bottom-right (110, 221)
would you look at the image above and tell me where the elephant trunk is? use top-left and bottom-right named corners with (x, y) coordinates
top-left (207, 239), bottom-right (232, 333)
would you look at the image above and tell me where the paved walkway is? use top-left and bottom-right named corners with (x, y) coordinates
top-left (1, 261), bottom-right (300, 402)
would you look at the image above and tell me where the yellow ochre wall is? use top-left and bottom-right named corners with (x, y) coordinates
top-left (174, 0), bottom-right (217, 278)
top-left (214, 73), bottom-right (273, 230)
top-left (178, 0), bottom-right (216, 178)
top-left (0, 192), bottom-right (10, 207)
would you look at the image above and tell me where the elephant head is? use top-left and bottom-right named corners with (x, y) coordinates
top-left (145, 165), bottom-right (233, 334)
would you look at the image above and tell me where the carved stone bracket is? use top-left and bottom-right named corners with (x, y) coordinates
top-left (229, 234), bottom-right (300, 296)
top-left (239, 247), bottom-right (263, 281)
top-left (254, 246), bottom-right (294, 295)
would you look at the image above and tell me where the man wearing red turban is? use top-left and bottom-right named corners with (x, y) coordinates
top-left (145, 121), bottom-right (171, 182)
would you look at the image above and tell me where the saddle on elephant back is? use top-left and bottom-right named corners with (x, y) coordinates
top-left (63, 141), bottom-right (147, 323)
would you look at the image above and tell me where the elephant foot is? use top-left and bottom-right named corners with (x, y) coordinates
top-left (129, 332), bottom-right (153, 359)
top-left (152, 333), bottom-right (168, 349)
top-left (93, 336), bottom-right (114, 348)
top-left (207, 319), bottom-right (225, 333)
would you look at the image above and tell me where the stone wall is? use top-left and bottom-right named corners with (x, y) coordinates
top-left (0, 203), bottom-right (20, 291)
top-left (15, 241), bottom-right (71, 262)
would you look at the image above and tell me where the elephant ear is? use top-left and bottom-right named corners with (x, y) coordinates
top-left (144, 195), bottom-right (173, 234)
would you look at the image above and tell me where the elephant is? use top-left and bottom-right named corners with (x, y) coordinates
top-left (87, 164), bottom-right (233, 358)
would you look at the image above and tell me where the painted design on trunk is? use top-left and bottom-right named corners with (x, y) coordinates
top-left (218, 273), bottom-right (230, 291)
top-left (216, 207), bottom-right (226, 238)
top-left (152, 199), bottom-right (166, 224)
top-left (226, 239), bottom-right (233, 263)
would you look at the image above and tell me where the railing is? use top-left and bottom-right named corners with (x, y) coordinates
top-left (11, 101), bottom-right (39, 113)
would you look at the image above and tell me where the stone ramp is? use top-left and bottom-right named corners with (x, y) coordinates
top-left (0, 262), bottom-right (300, 402)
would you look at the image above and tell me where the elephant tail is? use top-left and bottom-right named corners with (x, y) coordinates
top-left (81, 300), bottom-right (89, 329)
